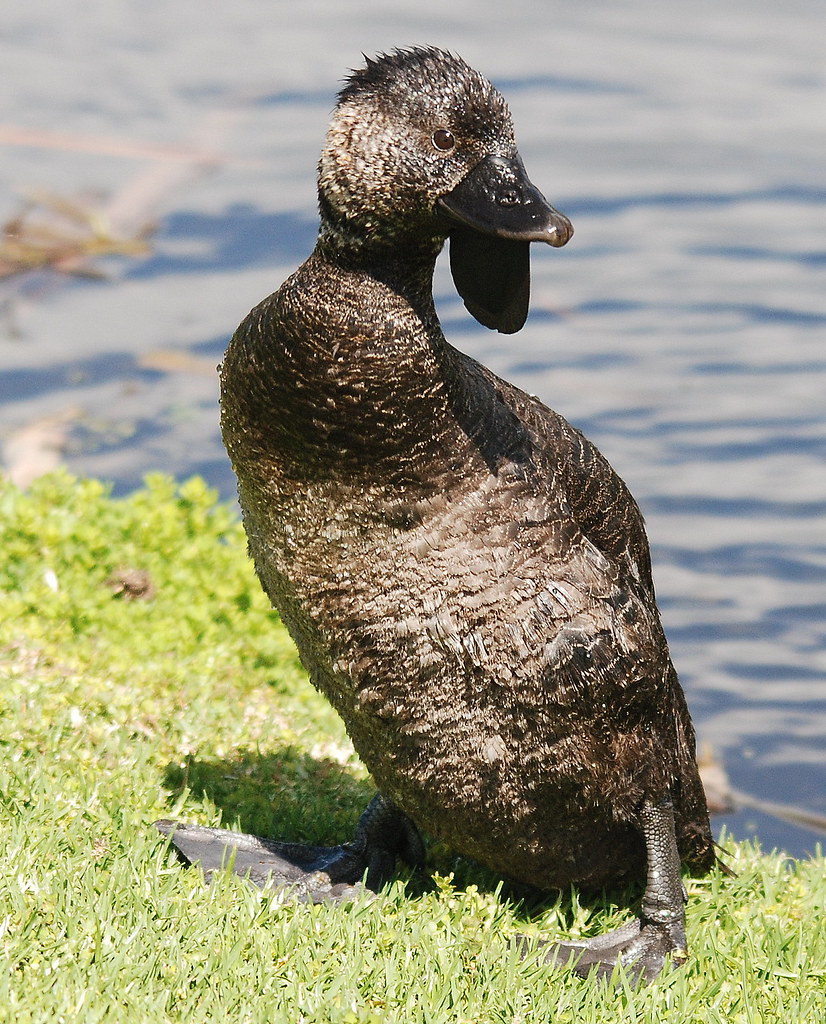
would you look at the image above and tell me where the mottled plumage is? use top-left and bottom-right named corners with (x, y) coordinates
top-left (213, 47), bottom-right (714, 978)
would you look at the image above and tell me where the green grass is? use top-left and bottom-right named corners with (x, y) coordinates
top-left (1, 471), bottom-right (824, 1023)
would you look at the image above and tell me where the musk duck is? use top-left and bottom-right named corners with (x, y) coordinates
top-left (157, 46), bottom-right (716, 982)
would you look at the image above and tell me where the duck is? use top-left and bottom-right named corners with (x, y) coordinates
top-left (157, 46), bottom-right (716, 982)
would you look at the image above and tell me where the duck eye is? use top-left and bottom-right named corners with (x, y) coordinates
top-left (432, 128), bottom-right (456, 152)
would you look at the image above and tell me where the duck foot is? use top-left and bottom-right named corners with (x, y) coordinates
top-left (155, 793), bottom-right (424, 902)
top-left (535, 916), bottom-right (687, 983)
top-left (522, 795), bottom-right (691, 984)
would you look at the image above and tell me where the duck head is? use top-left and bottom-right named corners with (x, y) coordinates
top-left (318, 47), bottom-right (573, 334)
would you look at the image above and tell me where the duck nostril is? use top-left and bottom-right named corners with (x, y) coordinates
top-left (500, 190), bottom-right (519, 206)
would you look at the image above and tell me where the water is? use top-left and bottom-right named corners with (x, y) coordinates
top-left (1, 0), bottom-right (824, 859)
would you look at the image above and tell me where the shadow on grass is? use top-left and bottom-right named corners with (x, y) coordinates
top-left (162, 746), bottom-right (374, 847)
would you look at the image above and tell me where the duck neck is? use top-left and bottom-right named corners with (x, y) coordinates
top-left (224, 209), bottom-right (526, 492)
top-left (316, 200), bottom-right (447, 315)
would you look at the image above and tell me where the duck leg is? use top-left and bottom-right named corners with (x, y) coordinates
top-left (541, 795), bottom-right (688, 983)
top-left (155, 793), bottom-right (424, 902)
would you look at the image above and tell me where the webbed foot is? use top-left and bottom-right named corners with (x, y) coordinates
top-left (522, 795), bottom-right (691, 985)
top-left (155, 793), bottom-right (424, 902)
top-left (538, 914), bottom-right (687, 983)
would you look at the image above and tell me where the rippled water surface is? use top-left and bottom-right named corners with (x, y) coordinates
top-left (2, 1), bottom-right (824, 857)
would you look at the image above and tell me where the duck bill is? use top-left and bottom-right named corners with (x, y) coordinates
top-left (437, 154), bottom-right (573, 334)
top-left (439, 154), bottom-right (573, 246)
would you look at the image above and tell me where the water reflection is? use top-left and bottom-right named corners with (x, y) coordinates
top-left (128, 206), bottom-right (316, 278)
